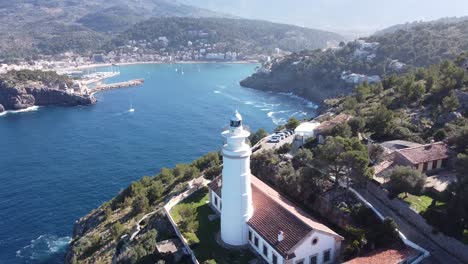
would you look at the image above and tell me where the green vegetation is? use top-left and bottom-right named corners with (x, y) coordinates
top-left (389, 166), bottom-right (427, 197)
top-left (170, 187), bottom-right (256, 263)
top-left (104, 17), bottom-right (343, 55)
top-left (0, 0), bottom-right (220, 59)
top-left (1, 69), bottom-right (74, 88)
top-left (68, 152), bottom-right (221, 263)
top-left (248, 128), bottom-right (269, 146)
top-left (285, 117), bottom-right (301, 130)
top-left (241, 20), bottom-right (468, 103)
top-left (398, 193), bottom-right (445, 214)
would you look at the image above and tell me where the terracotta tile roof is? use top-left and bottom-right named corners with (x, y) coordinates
top-left (396, 142), bottom-right (449, 165)
top-left (208, 176), bottom-right (222, 197)
top-left (344, 248), bottom-right (416, 264)
top-left (208, 175), bottom-right (343, 258)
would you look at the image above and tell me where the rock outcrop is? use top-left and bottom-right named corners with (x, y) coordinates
top-left (240, 68), bottom-right (352, 104)
top-left (0, 82), bottom-right (96, 111)
top-left (0, 104), bottom-right (4, 113)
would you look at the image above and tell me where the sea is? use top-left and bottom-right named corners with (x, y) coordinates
top-left (0, 63), bottom-right (316, 263)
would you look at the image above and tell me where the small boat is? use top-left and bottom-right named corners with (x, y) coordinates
top-left (128, 101), bottom-right (135, 112)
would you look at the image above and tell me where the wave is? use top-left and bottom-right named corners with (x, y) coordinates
top-left (267, 111), bottom-right (287, 125)
top-left (216, 85), bottom-right (227, 89)
top-left (213, 90), bottom-right (221, 94)
top-left (0, 106), bottom-right (40, 117)
top-left (16, 234), bottom-right (71, 261)
top-left (277, 92), bottom-right (318, 109)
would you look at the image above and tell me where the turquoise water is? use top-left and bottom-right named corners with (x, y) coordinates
top-left (0, 63), bottom-right (315, 263)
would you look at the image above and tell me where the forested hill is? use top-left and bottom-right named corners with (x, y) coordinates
top-left (103, 17), bottom-right (344, 54)
top-left (0, 0), bottom-right (223, 59)
top-left (373, 16), bottom-right (468, 36)
top-left (240, 19), bottom-right (468, 103)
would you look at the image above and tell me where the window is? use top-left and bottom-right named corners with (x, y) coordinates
top-left (310, 255), bottom-right (318, 264)
top-left (323, 249), bottom-right (331, 262)
top-left (254, 236), bottom-right (259, 247)
top-left (432, 160), bottom-right (438, 170)
top-left (423, 162), bottom-right (428, 172)
top-left (296, 259), bottom-right (304, 264)
top-left (248, 230), bottom-right (252, 241)
top-left (214, 196), bottom-right (218, 206)
top-left (311, 237), bottom-right (319, 245)
top-left (263, 245), bottom-right (268, 256)
top-left (272, 254), bottom-right (278, 264)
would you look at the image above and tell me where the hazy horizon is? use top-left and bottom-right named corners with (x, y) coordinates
top-left (178, 0), bottom-right (468, 37)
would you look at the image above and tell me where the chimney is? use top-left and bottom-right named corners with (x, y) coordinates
top-left (278, 231), bottom-right (284, 242)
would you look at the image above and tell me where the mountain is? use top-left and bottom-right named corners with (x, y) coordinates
top-left (240, 19), bottom-right (468, 103)
top-left (103, 17), bottom-right (344, 56)
top-left (374, 16), bottom-right (468, 36)
top-left (0, 0), bottom-right (223, 59)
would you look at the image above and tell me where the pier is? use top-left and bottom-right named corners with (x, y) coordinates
top-left (91, 79), bottom-right (144, 94)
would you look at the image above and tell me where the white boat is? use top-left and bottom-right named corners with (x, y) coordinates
top-left (128, 101), bottom-right (135, 112)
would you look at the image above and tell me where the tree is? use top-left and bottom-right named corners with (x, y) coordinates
top-left (367, 105), bottom-right (394, 139)
top-left (330, 123), bottom-right (352, 138)
top-left (249, 128), bottom-right (269, 146)
top-left (340, 150), bottom-right (373, 188)
top-left (388, 166), bottom-right (427, 197)
top-left (147, 181), bottom-right (164, 204)
top-left (315, 137), bottom-right (370, 187)
top-left (276, 143), bottom-right (292, 154)
top-left (111, 221), bottom-right (125, 240)
top-left (292, 148), bottom-right (313, 170)
top-left (192, 152), bottom-right (220, 171)
top-left (132, 194), bottom-right (150, 215)
top-left (177, 204), bottom-right (198, 232)
top-left (442, 92), bottom-right (460, 112)
top-left (348, 117), bottom-right (366, 136)
top-left (285, 117), bottom-right (300, 130)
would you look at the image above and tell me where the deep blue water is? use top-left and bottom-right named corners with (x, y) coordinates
top-left (0, 63), bottom-right (315, 263)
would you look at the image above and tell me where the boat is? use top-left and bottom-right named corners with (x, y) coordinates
top-left (128, 101), bottom-right (135, 112)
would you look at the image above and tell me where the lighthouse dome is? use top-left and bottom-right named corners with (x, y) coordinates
top-left (230, 110), bottom-right (242, 127)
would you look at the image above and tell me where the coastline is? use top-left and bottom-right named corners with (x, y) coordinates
top-left (58, 60), bottom-right (259, 72)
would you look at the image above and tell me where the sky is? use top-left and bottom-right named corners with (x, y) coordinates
top-left (178, 0), bottom-right (468, 36)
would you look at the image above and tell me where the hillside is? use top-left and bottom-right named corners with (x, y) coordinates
top-left (103, 17), bottom-right (344, 56)
top-left (0, 0), bottom-right (222, 59)
top-left (240, 19), bottom-right (468, 103)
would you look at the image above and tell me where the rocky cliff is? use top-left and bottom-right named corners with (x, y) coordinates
top-left (0, 82), bottom-right (96, 111)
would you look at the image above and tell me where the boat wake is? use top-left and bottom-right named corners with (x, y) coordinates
top-left (16, 234), bottom-right (71, 261)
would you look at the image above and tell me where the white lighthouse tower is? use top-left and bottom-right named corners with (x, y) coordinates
top-left (220, 110), bottom-right (254, 246)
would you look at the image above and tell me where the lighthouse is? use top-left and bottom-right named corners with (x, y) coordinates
top-left (220, 110), bottom-right (254, 246)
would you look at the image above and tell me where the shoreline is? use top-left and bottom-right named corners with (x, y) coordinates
top-left (58, 60), bottom-right (259, 72)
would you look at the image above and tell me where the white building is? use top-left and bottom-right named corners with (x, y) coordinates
top-left (209, 111), bottom-right (343, 264)
top-left (294, 122), bottom-right (321, 144)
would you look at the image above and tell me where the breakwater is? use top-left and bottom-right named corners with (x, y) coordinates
top-left (91, 79), bottom-right (144, 94)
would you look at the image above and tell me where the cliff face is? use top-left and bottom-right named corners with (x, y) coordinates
top-left (0, 83), bottom-right (96, 111)
top-left (240, 64), bottom-right (352, 104)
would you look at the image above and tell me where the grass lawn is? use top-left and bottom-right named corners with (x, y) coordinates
top-left (398, 193), bottom-right (445, 214)
top-left (170, 187), bottom-right (257, 264)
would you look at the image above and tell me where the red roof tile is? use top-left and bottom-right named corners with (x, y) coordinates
top-left (396, 142), bottom-right (449, 165)
top-left (209, 175), bottom-right (343, 257)
top-left (344, 248), bottom-right (416, 264)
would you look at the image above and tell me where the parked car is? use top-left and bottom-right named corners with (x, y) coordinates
top-left (268, 138), bottom-right (280, 143)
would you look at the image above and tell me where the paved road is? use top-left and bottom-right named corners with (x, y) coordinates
top-left (260, 133), bottom-right (294, 151)
top-left (359, 189), bottom-right (464, 264)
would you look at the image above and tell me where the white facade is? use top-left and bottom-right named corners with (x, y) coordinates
top-left (248, 227), bottom-right (284, 264)
top-left (247, 227), bottom-right (339, 264)
top-left (220, 111), bottom-right (254, 246)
